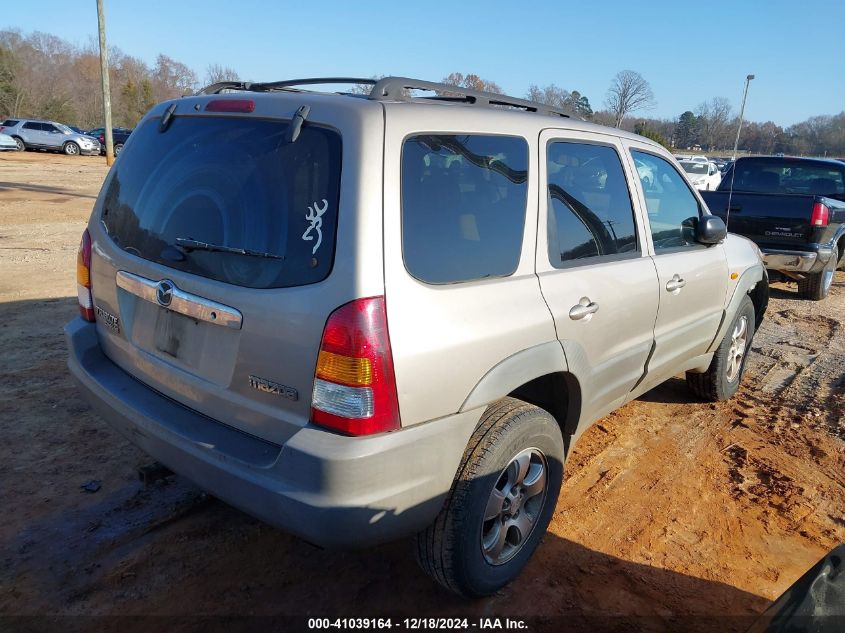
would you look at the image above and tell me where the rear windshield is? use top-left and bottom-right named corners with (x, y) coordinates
top-left (731, 159), bottom-right (845, 196)
top-left (101, 115), bottom-right (342, 289)
top-left (1, 119), bottom-right (19, 126)
top-left (680, 162), bottom-right (708, 175)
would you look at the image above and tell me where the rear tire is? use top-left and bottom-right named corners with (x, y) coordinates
top-left (63, 141), bottom-right (80, 156)
top-left (114, 143), bottom-right (124, 156)
top-left (415, 397), bottom-right (564, 597)
top-left (798, 244), bottom-right (838, 301)
top-left (687, 296), bottom-right (755, 402)
top-left (12, 136), bottom-right (24, 151)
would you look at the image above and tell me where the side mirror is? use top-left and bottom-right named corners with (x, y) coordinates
top-left (697, 215), bottom-right (727, 244)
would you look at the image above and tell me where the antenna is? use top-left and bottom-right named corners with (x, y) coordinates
top-left (724, 158), bottom-right (739, 230)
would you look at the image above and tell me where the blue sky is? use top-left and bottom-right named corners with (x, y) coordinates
top-left (3, 0), bottom-right (843, 126)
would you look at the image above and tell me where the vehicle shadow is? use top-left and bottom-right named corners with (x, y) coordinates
top-left (4, 482), bottom-right (769, 633)
top-left (636, 377), bottom-right (692, 405)
top-left (0, 181), bottom-right (98, 199)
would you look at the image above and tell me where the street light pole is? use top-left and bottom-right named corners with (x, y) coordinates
top-left (731, 74), bottom-right (755, 161)
top-left (96, 0), bottom-right (114, 166)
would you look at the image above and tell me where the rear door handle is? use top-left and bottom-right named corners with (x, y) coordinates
top-left (666, 274), bottom-right (687, 292)
top-left (569, 297), bottom-right (599, 321)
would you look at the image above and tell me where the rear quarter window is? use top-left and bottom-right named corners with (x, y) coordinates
top-left (101, 115), bottom-right (342, 289)
top-left (401, 134), bottom-right (529, 284)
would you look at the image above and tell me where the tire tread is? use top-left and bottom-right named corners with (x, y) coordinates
top-left (414, 397), bottom-right (539, 595)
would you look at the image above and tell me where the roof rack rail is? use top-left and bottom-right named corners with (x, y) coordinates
top-left (368, 77), bottom-right (570, 118)
top-left (196, 77), bottom-right (375, 95)
top-left (195, 76), bottom-right (570, 118)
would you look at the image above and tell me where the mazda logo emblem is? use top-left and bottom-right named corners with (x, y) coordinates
top-left (156, 279), bottom-right (175, 307)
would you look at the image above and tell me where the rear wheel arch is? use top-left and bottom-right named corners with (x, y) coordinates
top-left (12, 135), bottom-right (25, 150)
top-left (458, 342), bottom-right (582, 454)
top-left (507, 372), bottom-right (582, 454)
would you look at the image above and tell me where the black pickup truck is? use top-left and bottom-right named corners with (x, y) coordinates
top-left (701, 156), bottom-right (845, 300)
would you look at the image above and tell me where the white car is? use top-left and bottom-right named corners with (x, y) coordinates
top-left (0, 132), bottom-right (17, 151)
top-left (680, 160), bottom-right (722, 190)
top-left (688, 155), bottom-right (710, 164)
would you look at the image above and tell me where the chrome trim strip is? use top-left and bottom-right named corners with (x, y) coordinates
top-left (115, 271), bottom-right (243, 330)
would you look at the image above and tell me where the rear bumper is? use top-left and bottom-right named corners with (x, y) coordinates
top-left (761, 250), bottom-right (819, 272)
top-left (65, 318), bottom-right (479, 548)
top-left (761, 243), bottom-right (834, 273)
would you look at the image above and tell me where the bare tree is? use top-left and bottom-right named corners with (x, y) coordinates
top-left (442, 72), bottom-right (502, 94)
top-left (604, 70), bottom-right (654, 128)
top-left (525, 84), bottom-right (570, 108)
top-left (695, 97), bottom-right (732, 150)
top-left (205, 63), bottom-right (239, 86)
top-left (153, 54), bottom-right (197, 100)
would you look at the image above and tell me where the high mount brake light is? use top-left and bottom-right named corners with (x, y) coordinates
top-left (311, 297), bottom-right (400, 436)
top-left (811, 202), bottom-right (829, 227)
top-left (77, 229), bottom-right (94, 322)
top-left (205, 99), bottom-right (255, 113)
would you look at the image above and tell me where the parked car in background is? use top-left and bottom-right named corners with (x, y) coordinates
top-left (66, 76), bottom-right (768, 598)
top-left (688, 155), bottom-right (710, 164)
top-left (88, 127), bottom-right (132, 155)
top-left (0, 118), bottom-right (101, 155)
top-left (701, 156), bottom-right (845, 300)
top-left (679, 160), bottom-right (722, 190)
top-left (0, 132), bottom-right (18, 151)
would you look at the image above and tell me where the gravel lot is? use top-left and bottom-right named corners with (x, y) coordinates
top-left (1, 151), bottom-right (843, 631)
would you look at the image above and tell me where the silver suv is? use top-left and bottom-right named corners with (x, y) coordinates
top-left (65, 77), bottom-right (768, 597)
top-left (0, 118), bottom-right (101, 155)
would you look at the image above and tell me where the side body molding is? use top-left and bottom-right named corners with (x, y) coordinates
top-left (460, 341), bottom-right (569, 413)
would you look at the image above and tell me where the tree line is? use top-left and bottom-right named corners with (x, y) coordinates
top-left (0, 29), bottom-right (237, 129)
top-left (1, 29), bottom-right (842, 157)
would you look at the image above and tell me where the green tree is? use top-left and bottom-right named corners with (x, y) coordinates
top-left (567, 90), bottom-right (593, 119)
top-left (675, 111), bottom-right (697, 149)
top-left (634, 122), bottom-right (670, 149)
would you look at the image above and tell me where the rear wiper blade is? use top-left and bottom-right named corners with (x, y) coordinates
top-left (175, 237), bottom-right (285, 260)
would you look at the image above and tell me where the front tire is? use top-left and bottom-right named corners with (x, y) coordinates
top-left (114, 143), bottom-right (124, 156)
top-left (798, 244), bottom-right (837, 301)
top-left (687, 296), bottom-right (755, 402)
top-left (63, 141), bottom-right (80, 156)
top-left (415, 398), bottom-right (564, 597)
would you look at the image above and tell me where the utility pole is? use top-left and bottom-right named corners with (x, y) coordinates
top-left (731, 74), bottom-right (755, 161)
top-left (96, 0), bottom-right (114, 166)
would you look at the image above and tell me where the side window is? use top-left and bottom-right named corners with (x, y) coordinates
top-left (401, 134), bottom-right (528, 284)
top-left (546, 141), bottom-right (638, 266)
top-left (22, 122), bottom-right (40, 130)
top-left (43, 124), bottom-right (57, 133)
top-left (631, 150), bottom-right (702, 251)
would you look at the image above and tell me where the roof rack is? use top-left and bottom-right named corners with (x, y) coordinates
top-left (195, 76), bottom-right (570, 118)
top-left (196, 78), bottom-right (376, 95)
top-left (369, 77), bottom-right (570, 118)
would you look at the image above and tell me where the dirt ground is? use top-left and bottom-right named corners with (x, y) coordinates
top-left (1, 151), bottom-right (843, 631)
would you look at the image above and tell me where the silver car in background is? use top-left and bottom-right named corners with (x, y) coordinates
top-left (0, 132), bottom-right (17, 151)
top-left (0, 118), bottom-right (101, 155)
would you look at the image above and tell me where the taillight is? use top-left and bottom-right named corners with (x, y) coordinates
top-left (811, 202), bottom-right (829, 227)
top-left (311, 297), bottom-right (400, 436)
top-left (76, 229), bottom-right (94, 322)
top-left (205, 99), bottom-right (255, 113)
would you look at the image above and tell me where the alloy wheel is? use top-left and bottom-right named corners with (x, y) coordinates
top-left (725, 315), bottom-right (748, 383)
top-left (481, 447), bottom-right (548, 565)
